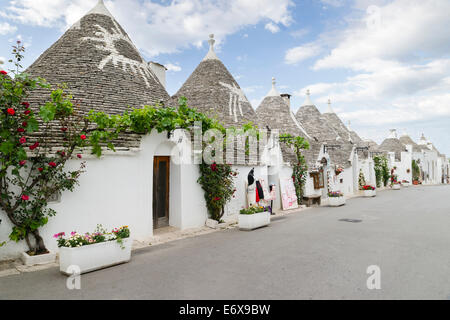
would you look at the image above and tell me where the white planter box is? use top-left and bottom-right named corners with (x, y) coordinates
top-left (21, 251), bottom-right (56, 266)
top-left (59, 238), bottom-right (132, 275)
top-left (328, 197), bottom-right (346, 207)
top-left (393, 184), bottom-right (401, 190)
top-left (402, 183), bottom-right (410, 187)
top-left (363, 190), bottom-right (377, 197)
top-left (239, 211), bottom-right (270, 230)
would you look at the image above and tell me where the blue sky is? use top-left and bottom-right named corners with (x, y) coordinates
top-left (1, 0), bottom-right (449, 155)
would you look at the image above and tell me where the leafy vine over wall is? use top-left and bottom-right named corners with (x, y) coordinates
top-left (279, 134), bottom-right (310, 204)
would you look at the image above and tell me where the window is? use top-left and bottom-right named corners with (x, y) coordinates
top-left (311, 169), bottom-right (325, 189)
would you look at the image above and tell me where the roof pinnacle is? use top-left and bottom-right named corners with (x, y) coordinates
top-left (325, 98), bottom-right (335, 113)
top-left (267, 77), bottom-right (280, 97)
top-left (203, 34), bottom-right (219, 61)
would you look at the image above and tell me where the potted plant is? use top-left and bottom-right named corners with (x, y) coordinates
top-left (56, 225), bottom-right (132, 275)
top-left (328, 191), bottom-right (346, 207)
top-left (239, 206), bottom-right (271, 230)
top-left (402, 180), bottom-right (410, 187)
top-left (361, 185), bottom-right (376, 197)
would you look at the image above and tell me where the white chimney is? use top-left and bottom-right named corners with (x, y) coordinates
top-left (280, 93), bottom-right (291, 108)
top-left (149, 61), bottom-right (167, 89)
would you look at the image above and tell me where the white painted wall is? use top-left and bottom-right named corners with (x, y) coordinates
top-left (0, 131), bottom-right (207, 260)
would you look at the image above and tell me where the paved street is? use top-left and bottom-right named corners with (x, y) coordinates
top-left (1, 185), bottom-right (449, 300)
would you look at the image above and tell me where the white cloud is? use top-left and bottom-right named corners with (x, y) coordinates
top-left (0, 0), bottom-right (293, 57)
top-left (291, 0), bottom-right (450, 149)
top-left (314, 0), bottom-right (450, 71)
top-left (165, 63), bottom-right (182, 72)
top-left (290, 28), bottom-right (309, 39)
top-left (265, 22), bottom-right (280, 33)
top-left (0, 22), bottom-right (17, 35)
top-left (285, 43), bottom-right (322, 65)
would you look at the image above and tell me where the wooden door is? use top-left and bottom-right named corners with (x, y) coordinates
top-left (153, 156), bottom-right (170, 229)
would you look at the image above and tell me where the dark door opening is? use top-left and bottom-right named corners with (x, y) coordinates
top-left (153, 156), bottom-right (170, 229)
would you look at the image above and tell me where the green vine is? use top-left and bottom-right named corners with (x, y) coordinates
top-left (373, 155), bottom-right (390, 187)
top-left (279, 134), bottom-right (310, 205)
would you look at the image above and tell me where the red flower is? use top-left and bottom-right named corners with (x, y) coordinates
top-left (21, 195), bottom-right (29, 201)
top-left (61, 127), bottom-right (68, 132)
top-left (58, 150), bottom-right (66, 157)
top-left (19, 160), bottom-right (26, 166)
top-left (213, 197), bottom-right (221, 201)
top-left (24, 110), bottom-right (31, 115)
top-left (7, 108), bottom-right (15, 115)
top-left (80, 134), bottom-right (87, 140)
top-left (29, 142), bottom-right (39, 150)
top-left (211, 163), bottom-right (217, 171)
top-left (21, 102), bottom-right (30, 108)
top-left (0, 70), bottom-right (7, 75)
top-left (19, 137), bottom-right (26, 144)
top-left (77, 154), bottom-right (82, 159)
top-left (38, 168), bottom-right (43, 172)
top-left (17, 128), bottom-right (25, 133)
top-left (48, 162), bottom-right (57, 168)
top-left (22, 122), bottom-right (27, 127)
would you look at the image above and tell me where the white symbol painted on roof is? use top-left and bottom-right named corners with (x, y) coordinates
top-left (219, 82), bottom-right (248, 123)
top-left (81, 18), bottom-right (157, 88)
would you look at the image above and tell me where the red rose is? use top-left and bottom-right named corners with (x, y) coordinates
top-left (80, 134), bottom-right (87, 140)
top-left (24, 110), bottom-right (31, 115)
top-left (211, 163), bottom-right (217, 171)
top-left (61, 127), bottom-right (68, 132)
top-left (22, 122), bottom-right (27, 127)
top-left (48, 162), bottom-right (57, 168)
top-left (17, 128), bottom-right (25, 133)
top-left (38, 168), bottom-right (43, 172)
top-left (77, 154), bottom-right (82, 159)
top-left (0, 70), bottom-right (7, 75)
top-left (19, 137), bottom-right (26, 144)
top-left (22, 102), bottom-right (30, 108)
top-left (21, 195), bottom-right (29, 201)
top-left (213, 197), bottom-right (221, 201)
top-left (29, 142), bottom-right (39, 150)
top-left (19, 160), bottom-right (26, 166)
top-left (7, 108), bottom-right (15, 115)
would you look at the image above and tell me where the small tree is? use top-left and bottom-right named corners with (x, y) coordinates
top-left (374, 155), bottom-right (390, 187)
top-left (412, 159), bottom-right (420, 182)
top-left (0, 43), bottom-right (98, 254)
top-left (279, 134), bottom-right (310, 204)
top-left (358, 169), bottom-right (366, 189)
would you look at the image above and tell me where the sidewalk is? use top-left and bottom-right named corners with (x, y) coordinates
top-left (0, 204), bottom-right (311, 277)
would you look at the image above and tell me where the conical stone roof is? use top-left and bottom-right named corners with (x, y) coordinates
top-left (256, 79), bottom-right (310, 139)
top-left (256, 79), bottom-right (320, 166)
top-left (26, 0), bottom-right (169, 117)
top-left (399, 135), bottom-right (422, 152)
top-left (296, 95), bottom-right (354, 167)
top-left (378, 138), bottom-right (407, 161)
top-left (172, 34), bottom-right (256, 128)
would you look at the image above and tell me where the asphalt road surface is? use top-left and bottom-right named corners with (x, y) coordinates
top-left (1, 185), bottom-right (449, 300)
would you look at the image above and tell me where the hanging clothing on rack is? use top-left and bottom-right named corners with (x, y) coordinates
top-left (255, 180), bottom-right (264, 201)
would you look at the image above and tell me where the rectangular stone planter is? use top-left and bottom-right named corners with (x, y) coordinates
top-left (59, 238), bottom-right (132, 275)
top-left (328, 197), bottom-right (346, 207)
top-left (239, 211), bottom-right (270, 230)
top-left (363, 190), bottom-right (376, 197)
top-left (21, 251), bottom-right (56, 266)
top-left (393, 184), bottom-right (401, 190)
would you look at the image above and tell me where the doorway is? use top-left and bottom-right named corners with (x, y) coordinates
top-left (153, 156), bottom-right (170, 229)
